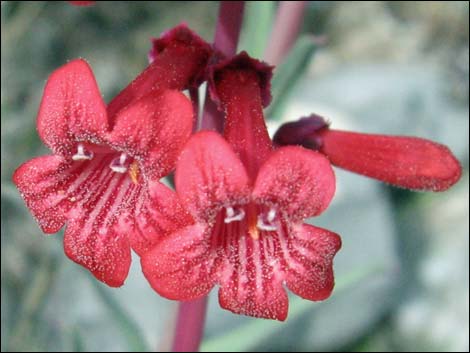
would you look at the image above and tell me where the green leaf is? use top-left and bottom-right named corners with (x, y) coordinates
top-left (268, 35), bottom-right (317, 121)
top-left (238, 1), bottom-right (276, 57)
top-left (69, 326), bottom-right (86, 352)
top-left (7, 258), bottom-right (58, 351)
top-left (90, 280), bottom-right (151, 352)
top-left (200, 265), bottom-right (385, 352)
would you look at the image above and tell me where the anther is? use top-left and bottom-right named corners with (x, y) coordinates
top-left (128, 161), bottom-right (140, 184)
top-left (110, 153), bottom-right (129, 173)
top-left (224, 206), bottom-right (245, 223)
top-left (267, 209), bottom-right (276, 222)
top-left (72, 143), bottom-right (93, 161)
top-left (257, 208), bottom-right (278, 231)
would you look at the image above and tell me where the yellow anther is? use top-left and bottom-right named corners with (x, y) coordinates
top-left (129, 161), bottom-right (140, 184)
top-left (249, 225), bottom-right (260, 240)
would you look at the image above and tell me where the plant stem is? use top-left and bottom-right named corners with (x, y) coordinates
top-left (264, 1), bottom-right (307, 66)
top-left (213, 1), bottom-right (245, 57)
top-left (171, 297), bottom-right (209, 352)
top-left (201, 1), bottom-right (245, 131)
top-left (171, 2), bottom-right (245, 352)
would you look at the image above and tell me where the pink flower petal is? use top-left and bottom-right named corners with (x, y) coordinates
top-left (141, 224), bottom-right (216, 300)
top-left (209, 52), bottom-right (273, 179)
top-left (253, 146), bottom-right (336, 220)
top-left (272, 114), bottom-right (329, 149)
top-left (128, 180), bottom-right (193, 256)
top-left (108, 90), bottom-right (193, 179)
top-left (217, 233), bottom-right (289, 321)
top-left (64, 218), bottom-right (131, 287)
top-left (286, 224), bottom-right (341, 301)
top-left (108, 24), bottom-right (212, 118)
top-left (68, 1), bottom-right (95, 6)
top-left (14, 153), bottom-right (140, 286)
top-left (37, 59), bottom-right (108, 156)
top-left (209, 51), bottom-right (273, 108)
top-left (13, 155), bottom-right (71, 233)
top-left (320, 130), bottom-right (462, 191)
top-left (175, 131), bottom-right (250, 220)
top-left (218, 284), bottom-right (288, 321)
top-left (62, 163), bottom-right (141, 287)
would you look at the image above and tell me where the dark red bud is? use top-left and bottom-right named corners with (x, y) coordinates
top-left (273, 114), bottom-right (330, 150)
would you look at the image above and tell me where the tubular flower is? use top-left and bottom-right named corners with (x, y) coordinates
top-left (13, 26), bottom-right (212, 287)
top-left (141, 53), bottom-right (341, 321)
top-left (68, 1), bottom-right (95, 6)
top-left (273, 114), bottom-right (462, 191)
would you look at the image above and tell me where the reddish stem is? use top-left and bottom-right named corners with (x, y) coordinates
top-left (201, 1), bottom-right (245, 131)
top-left (264, 1), bottom-right (307, 66)
top-left (171, 2), bottom-right (245, 352)
top-left (171, 297), bottom-right (209, 352)
top-left (213, 1), bottom-right (245, 57)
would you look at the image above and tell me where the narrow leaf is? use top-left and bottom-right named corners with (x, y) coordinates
top-left (238, 1), bottom-right (276, 57)
top-left (268, 35), bottom-right (317, 121)
top-left (90, 280), bottom-right (151, 352)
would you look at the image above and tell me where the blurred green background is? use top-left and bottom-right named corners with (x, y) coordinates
top-left (1, 1), bottom-right (468, 352)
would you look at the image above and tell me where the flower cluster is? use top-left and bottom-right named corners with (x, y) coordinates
top-left (13, 24), bottom-right (461, 321)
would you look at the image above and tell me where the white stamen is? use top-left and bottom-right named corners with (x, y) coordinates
top-left (257, 208), bottom-right (278, 231)
top-left (72, 143), bottom-right (93, 161)
top-left (224, 207), bottom-right (245, 223)
top-left (257, 219), bottom-right (277, 231)
top-left (119, 153), bottom-right (127, 165)
top-left (226, 206), bottom-right (234, 218)
top-left (267, 208), bottom-right (276, 222)
top-left (110, 153), bottom-right (128, 173)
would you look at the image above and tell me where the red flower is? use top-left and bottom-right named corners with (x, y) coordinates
top-left (68, 1), bottom-right (95, 6)
top-left (13, 26), bottom-right (211, 287)
top-left (273, 114), bottom-right (462, 191)
top-left (141, 53), bottom-right (341, 321)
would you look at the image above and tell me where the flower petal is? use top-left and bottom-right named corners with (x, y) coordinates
top-left (209, 51), bottom-right (273, 108)
top-left (13, 155), bottom-right (71, 233)
top-left (285, 224), bottom-right (341, 301)
top-left (63, 165), bottom-right (140, 287)
top-left (68, 1), bottom-right (95, 6)
top-left (217, 234), bottom-right (289, 321)
top-left (141, 224), bottom-right (216, 300)
top-left (175, 131), bottom-right (250, 220)
top-left (128, 180), bottom-right (193, 256)
top-left (108, 90), bottom-right (193, 179)
top-left (273, 114), bottom-right (329, 149)
top-left (108, 24), bottom-right (212, 118)
top-left (37, 59), bottom-right (108, 156)
top-left (209, 52), bottom-right (273, 179)
top-left (64, 218), bottom-right (131, 287)
top-left (320, 130), bottom-right (462, 191)
top-left (253, 146), bottom-right (335, 220)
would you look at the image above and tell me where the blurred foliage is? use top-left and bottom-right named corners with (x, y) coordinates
top-left (268, 35), bottom-right (317, 120)
top-left (1, 1), bottom-right (469, 352)
top-left (238, 1), bottom-right (275, 58)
